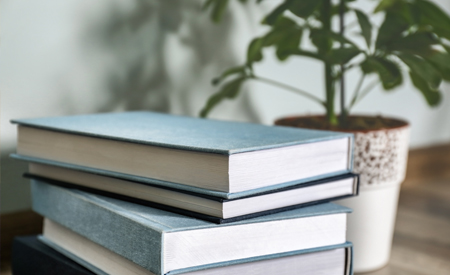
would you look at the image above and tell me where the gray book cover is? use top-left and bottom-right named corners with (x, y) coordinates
top-left (31, 180), bottom-right (352, 275)
top-left (12, 111), bottom-right (352, 154)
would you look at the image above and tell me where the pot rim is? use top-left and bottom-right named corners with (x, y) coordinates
top-left (274, 114), bottom-right (409, 134)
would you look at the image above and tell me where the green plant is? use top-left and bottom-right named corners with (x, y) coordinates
top-left (200, 0), bottom-right (450, 127)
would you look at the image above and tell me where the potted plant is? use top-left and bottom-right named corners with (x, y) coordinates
top-left (200, 0), bottom-right (450, 272)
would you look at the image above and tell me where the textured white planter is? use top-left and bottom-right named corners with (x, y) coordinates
top-left (274, 116), bottom-right (410, 272)
top-left (336, 121), bottom-right (410, 272)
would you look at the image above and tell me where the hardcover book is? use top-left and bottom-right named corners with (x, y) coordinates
top-left (24, 161), bottom-right (358, 223)
top-left (13, 111), bottom-right (353, 194)
top-left (41, 219), bottom-right (353, 275)
top-left (31, 180), bottom-right (351, 275)
top-left (12, 235), bottom-right (95, 275)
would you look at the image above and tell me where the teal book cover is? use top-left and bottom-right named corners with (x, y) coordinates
top-left (12, 111), bottom-right (352, 154)
top-left (12, 111), bottom-right (354, 197)
top-left (31, 180), bottom-right (352, 275)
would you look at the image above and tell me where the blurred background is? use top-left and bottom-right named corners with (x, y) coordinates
top-left (1, 0), bottom-right (450, 273)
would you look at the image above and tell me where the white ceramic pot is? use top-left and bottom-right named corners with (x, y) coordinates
top-left (274, 116), bottom-right (410, 272)
top-left (336, 121), bottom-right (410, 272)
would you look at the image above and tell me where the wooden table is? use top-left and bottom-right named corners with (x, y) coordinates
top-left (2, 145), bottom-right (450, 275)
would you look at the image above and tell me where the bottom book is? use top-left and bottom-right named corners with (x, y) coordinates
top-left (12, 235), bottom-right (94, 275)
top-left (40, 218), bottom-right (353, 275)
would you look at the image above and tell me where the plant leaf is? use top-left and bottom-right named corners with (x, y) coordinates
top-left (374, 0), bottom-right (397, 13)
top-left (310, 29), bottom-right (358, 49)
top-left (200, 76), bottom-right (247, 117)
top-left (309, 28), bottom-right (332, 55)
top-left (326, 47), bottom-right (361, 64)
top-left (361, 56), bottom-right (403, 90)
top-left (355, 9), bottom-right (372, 48)
top-left (396, 53), bottom-right (441, 89)
top-left (375, 11), bottom-right (409, 49)
top-left (425, 51), bottom-right (450, 81)
top-left (210, 0), bottom-right (229, 23)
top-left (247, 38), bottom-right (265, 65)
top-left (212, 66), bottom-right (246, 85)
top-left (388, 32), bottom-right (438, 56)
top-left (330, 3), bottom-right (350, 16)
top-left (261, 17), bottom-right (303, 61)
top-left (262, 1), bottom-right (291, 25)
top-left (409, 71), bottom-right (441, 106)
top-left (416, 0), bottom-right (450, 40)
top-left (288, 0), bottom-right (322, 19)
top-left (263, 17), bottom-right (298, 47)
top-left (274, 29), bottom-right (303, 61)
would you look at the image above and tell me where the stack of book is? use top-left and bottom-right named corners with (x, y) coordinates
top-left (11, 111), bottom-right (358, 275)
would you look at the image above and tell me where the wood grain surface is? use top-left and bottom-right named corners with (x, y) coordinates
top-left (1, 144), bottom-right (449, 275)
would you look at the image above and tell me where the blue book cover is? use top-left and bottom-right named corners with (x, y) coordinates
top-left (12, 111), bottom-right (352, 154)
top-left (12, 111), bottom-right (354, 196)
top-left (31, 180), bottom-right (352, 275)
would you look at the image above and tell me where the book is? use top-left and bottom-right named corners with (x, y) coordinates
top-left (31, 180), bottom-right (351, 275)
top-left (12, 111), bottom-right (353, 194)
top-left (23, 161), bottom-right (358, 223)
top-left (41, 219), bottom-right (353, 275)
top-left (12, 235), bottom-right (95, 275)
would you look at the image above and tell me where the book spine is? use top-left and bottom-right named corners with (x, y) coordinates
top-left (31, 180), bottom-right (163, 275)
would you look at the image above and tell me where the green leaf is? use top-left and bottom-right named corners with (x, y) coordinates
top-left (330, 3), bottom-right (350, 16)
top-left (374, 0), bottom-right (397, 13)
top-left (388, 32), bottom-right (438, 55)
top-left (200, 76), bottom-right (247, 117)
top-left (274, 30), bottom-right (303, 60)
top-left (416, 0), bottom-right (450, 39)
top-left (210, 0), bottom-right (229, 23)
top-left (310, 29), bottom-right (358, 49)
top-left (263, 30), bottom-right (285, 47)
top-left (273, 16), bottom-right (297, 29)
top-left (310, 29), bottom-right (358, 57)
top-left (326, 47), bottom-right (361, 64)
top-left (212, 66), bottom-right (246, 85)
top-left (247, 38), bottom-right (265, 65)
top-left (425, 51), bottom-right (450, 81)
top-left (361, 57), bottom-right (403, 90)
top-left (375, 11), bottom-right (409, 49)
top-left (288, 0), bottom-right (321, 19)
top-left (355, 9), bottom-right (372, 48)
top-left (396, 53), bottom-right (441, 89)
top-left (262, 1), bottom-right (291, 25)
top-left (409, 71), bottom-right (441, 106)
top-left (262, 17), bottom-right (303, 61)
top-left (262, 17), bottom-right (298, 47)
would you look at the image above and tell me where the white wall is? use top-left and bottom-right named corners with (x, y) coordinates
top-left (1, 0), bottom-right (450, 213)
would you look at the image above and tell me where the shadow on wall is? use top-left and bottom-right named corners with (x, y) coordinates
top-left (1, 0), bottom-right (261, 214)
top-left (79, 0), bottom-right (260, 118)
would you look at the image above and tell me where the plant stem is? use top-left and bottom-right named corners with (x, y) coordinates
top-left (349, 78), bottom-right (379, 109)
top-left (339, 0), bottom-right (347, 126)
top-left (348, 73), bottom-right (366, 109)
top-left (321, 0), bottom-right (337, 125)
top-left (250, 75), bottom-right (325, 106)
